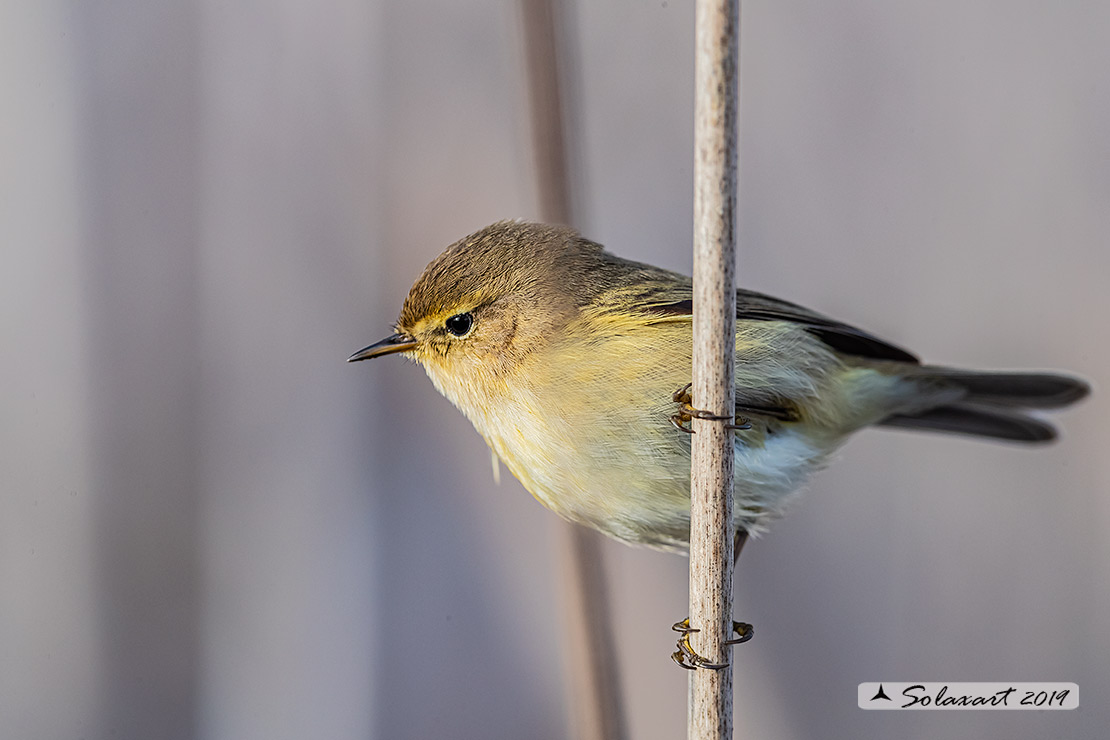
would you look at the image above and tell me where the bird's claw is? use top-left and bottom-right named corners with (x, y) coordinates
top-left (670, 383), bottom-right (752, 433)
top-left (670, 618), bottom-right (753, 670)
top-left (725, 620), bottom-right (754, 645)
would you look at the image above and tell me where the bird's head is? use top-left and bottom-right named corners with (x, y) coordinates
top-left (349, 220), bottom-right (608, 396)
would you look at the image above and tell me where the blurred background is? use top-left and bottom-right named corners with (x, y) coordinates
top-left (2, 1), bottom-right (1108, 738)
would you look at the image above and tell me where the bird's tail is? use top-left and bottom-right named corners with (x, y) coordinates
top-left (878, 368), bottom-right (1090, 443)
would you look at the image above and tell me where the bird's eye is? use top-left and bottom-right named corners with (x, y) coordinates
top-left (445, 312), bottom-right (473, 337)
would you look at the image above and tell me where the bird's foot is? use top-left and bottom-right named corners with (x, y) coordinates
top-left (669, 383), bottom-right (752, 434)
top-left (670, 618), bottom-right (753, 670)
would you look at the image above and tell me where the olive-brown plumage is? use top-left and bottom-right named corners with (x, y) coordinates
top-left (350, 221), bottom-right (1089, 551)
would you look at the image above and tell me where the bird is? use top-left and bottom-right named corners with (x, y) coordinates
top-left (349, 220), bottom-right (1089, 553)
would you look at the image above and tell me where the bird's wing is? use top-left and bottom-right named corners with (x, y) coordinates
top-left (638, 288), bottom-right (919, 364)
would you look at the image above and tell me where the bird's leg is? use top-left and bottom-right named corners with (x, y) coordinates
top-left (733, 528), bottom-right (748, 564)
top-left (725, 530), bottom-right (754, 646)
top-left (669, 383), bottom-right (752, 434)
top-left (670, 529), bottom-right (754, 670)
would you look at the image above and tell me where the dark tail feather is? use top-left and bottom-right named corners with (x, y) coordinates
top-left (880, 368), bottom-right (1088, 443)
top-left (918, 368), bottom-right (1090, 408)
top-left (879, 405), bottom-right (1057, 443)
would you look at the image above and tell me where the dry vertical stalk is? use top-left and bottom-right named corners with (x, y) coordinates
top-left (519, 2), bottom-right (629, 740)
top-left (689, 0), bottom-right (740, 738)
top-left (520, 0), bottom-right (573, 227)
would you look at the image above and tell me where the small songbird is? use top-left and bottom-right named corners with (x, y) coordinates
top-left (350, 221), bottom-right (1089, 552)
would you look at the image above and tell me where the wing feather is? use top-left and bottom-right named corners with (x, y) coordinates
top-left (639, 290), bottom-right (918, 364)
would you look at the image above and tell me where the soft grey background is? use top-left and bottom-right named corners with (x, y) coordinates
top-left (2, 1), bottom-right (1107, 739)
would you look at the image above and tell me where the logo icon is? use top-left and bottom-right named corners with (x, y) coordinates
top-left (870, 684), bottom-right (892, 702)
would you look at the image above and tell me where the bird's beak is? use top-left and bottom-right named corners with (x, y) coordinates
top-left (347, 333), bottom-right (418, 362)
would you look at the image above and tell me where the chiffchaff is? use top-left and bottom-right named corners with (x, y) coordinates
top-left (350, 221), bottom-right (1088, 552)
